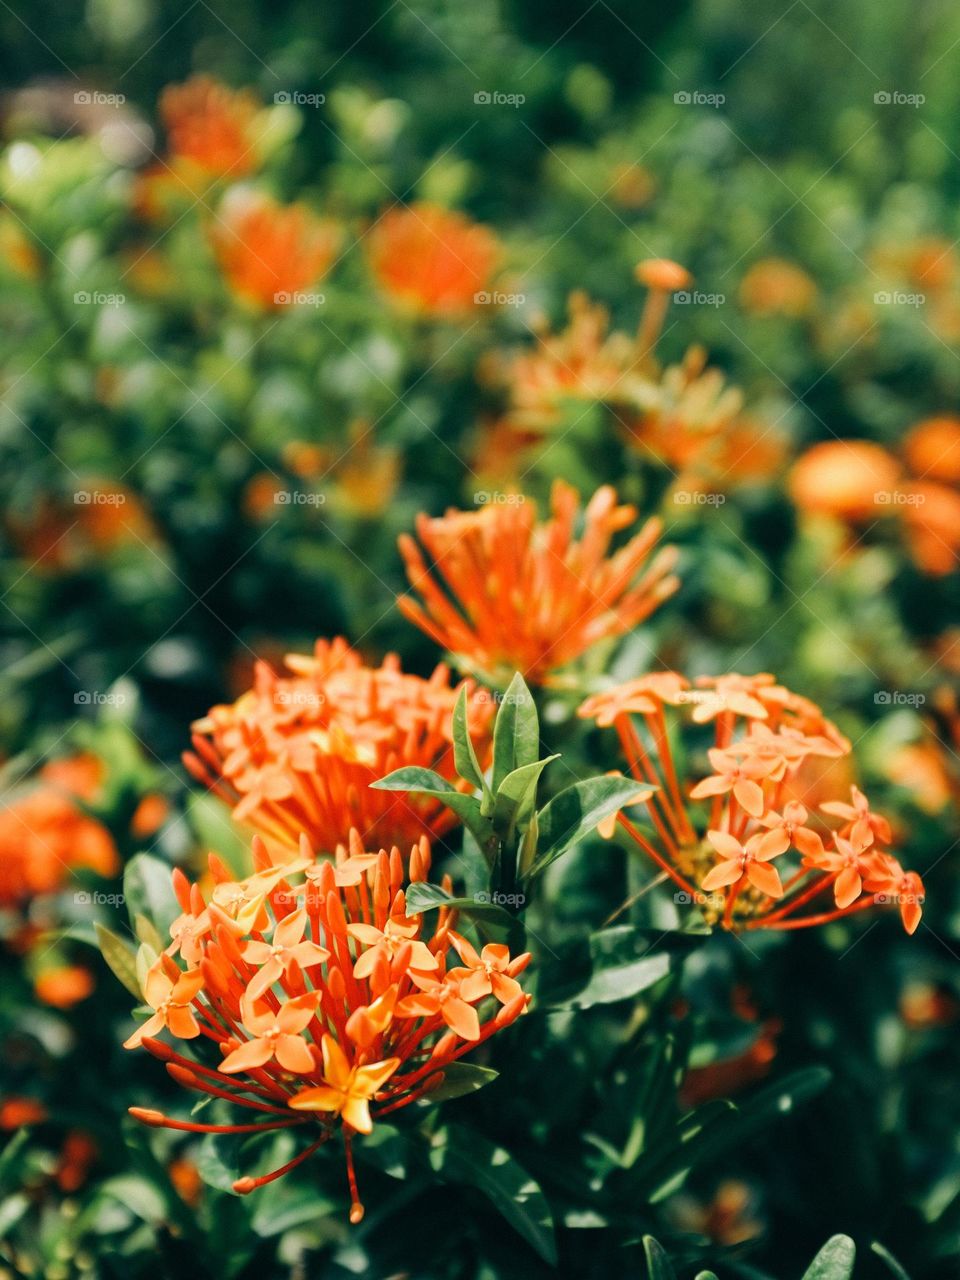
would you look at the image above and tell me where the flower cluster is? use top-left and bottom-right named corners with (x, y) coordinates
top-left (125, 832), bottom-right (530, 1219)
top-left (397, 479), bottom-right (680, 685)
top-left (479, 261), bottom-right (783, 492)
top-left (0, 755), bottom-right (117, 909)
top-left (184, 637), bottom-right (494, 854)
top-left (580, 672), bottom-right (925, 933)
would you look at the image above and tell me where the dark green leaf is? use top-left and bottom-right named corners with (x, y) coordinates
top-left (418, 1063), bottom-right (499, 1104)
top-left (430, 1125), bottom-right (557, 1265)
top-left (643, 1235), bottom-right (678, 1280)
top-left (871, 1243), bottom-right (911, 1280)
top-left (527, 776), bottom-right (656, 880)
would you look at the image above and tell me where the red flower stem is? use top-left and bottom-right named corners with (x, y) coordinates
top-left (128, 1108), bottom-right (308, 1134)
top-left (618, 814), bottom-right (700, 899)
top-left (760, 872), bottom-right (836, 925)
top-left (165, 1064), bottom-right (296, 1114)
top-left (233, 1130), bottom-right (332, 1194)
top-left (748, 896), bottom-right (876, 931)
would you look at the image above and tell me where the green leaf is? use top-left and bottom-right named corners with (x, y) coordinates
top-left (802, 1235), bottom-right (857, 1280)
top-left (526, 776), bottom-right (655, 879)
top-left (452, 685), bottom-right (491, 801)
top-left (418, 1063), bottom-right (499, 1104)
top-left (430, 1125), bottom-right (557, 1265)
top-left (493, 755), bottom-right (559, 835)
top-left (123, 853), bottom-right (179, 936)
top-left (871, 1243), bottom-right (911, 1280)
top-left (95, 922), bottom-right (141, 998)
top-left (0, 1130), bottom-right (29, 1189)
top-left (556, 928), bottom-right (673, 1009)
top-left (404, 882), bottom-right (517, 924)
top-left (643, 1235), bottom-right (678, 1280)
top-left (492, 673), bottom-right (539, 791)
top-left (372, 767), bottom-right (488, 845)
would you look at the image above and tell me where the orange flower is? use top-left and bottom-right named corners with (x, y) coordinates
top-left (0, 754), bottom-right (118, 908)
top-left (160, 75), bottom-right (261, 179)
top-left (579, 672), bottom-right (925, 934)
top-left (366, 203), bottom-right (499, 318)
top-left (789, 440), bottom-right (902, 521)
top-left (900, 482), bottom-right (960, 576)
top-left (183, 637), bottom-right (494, 854)
top-left (397, 480), bottom-right (680, 684)
top-left (0, 1097), bottom-right (47, 1129)
top-left (903, 416), bottom-right (960, 485)
top-left (739, 258), bottom-right (816, 317)
top-left (125, 832), bottom-right (530, 1221)
top-left (34, 965), bottom-right (95, 1009)
top-left (211, 190), bottom-right (340, 310)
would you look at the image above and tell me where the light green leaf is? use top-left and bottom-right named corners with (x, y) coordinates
top-left (527, 776), bottom-right (655, 879)
top-left (802, 1235), bottom-right (857, 1280)
top-left (452, 685), bottom-right (491, 801)
top-left (492, 673), bottom-right (539, 791)
top-left (124, 853), bottom-right (179, 936)
top-left (493, 755), bottom-right (558, 834)
top-left (871, 1243), bottom-right (911, 1280)
top-left (557, 928), bottom-right (673, 1008)
top-left (95, 922), bottom-right (141, 998)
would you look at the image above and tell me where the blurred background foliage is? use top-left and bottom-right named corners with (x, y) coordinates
top-left (0, 0), bottom-right (959, 1277)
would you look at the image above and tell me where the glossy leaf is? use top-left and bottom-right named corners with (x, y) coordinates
top-left (802, 1235), bottom-right (857, 1280)
top-left (526, 775), bottom-right (656, 879)
top-left (491, 673), bottom-right (540, 791)
top-left (95, 922), bottom-right (141, 998)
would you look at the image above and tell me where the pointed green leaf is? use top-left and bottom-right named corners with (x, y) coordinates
top-left (527, 776), bottom-right (656, 879)
top-left (404, 882), bottom-right (516, 924)
top-left (556, 928), bottom-right (673, 1009)
top-left (95, 922), bottom-right (141, 998)
top-left (418, 1063), bottom-right (499, 1104)
top-left (492, 673), bottom-right (539, 791)
top-left (802, 1235), bottom-right (856, 1280)
top-left (493, 755), bottom-right (559, 835)
top-left (453, 685), bottom-right (491, 800)
top-left (870, 1243), bottom-right (911, 1280)
top-left (643, 1236), bottom-right (678, 1280)
top-left (371, 768), bottom-right (489, 845)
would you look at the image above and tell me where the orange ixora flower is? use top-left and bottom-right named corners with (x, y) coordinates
top-left (788, 440), bottom-right (902, 522)
top-left (125, 832), bottom-right (530, 1221)
top-left (579, 672), bottom-right (925, 934)
top-left (211, 189), bottom-right (340, 311)
top-left (0, 754), bottom-right (118, 908)
top-left (366, 202), bottom-right (499, 318)
top-left (160, 75), bottom-right (262, 180)
top-left (397, 480), bottom-right (680, 685)
top-left (482, 262), bottom-right (783, 493)
top-left (183, 637), bottom-right (494, 855)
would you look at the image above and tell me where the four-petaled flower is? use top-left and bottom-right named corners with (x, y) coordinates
top-left (124, 961), bottom-right (204, 1048)
top-left (220, 993), bottom-right (319, 1074)
top-left (701, 830), bottom-right (785, 898)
